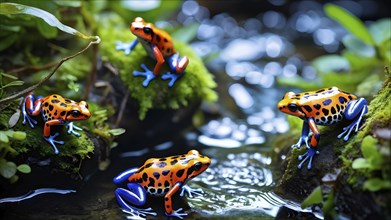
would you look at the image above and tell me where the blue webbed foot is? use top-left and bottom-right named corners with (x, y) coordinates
top-left (291, 136), bottom-right (310, 149)
top-left (66, 122), bottom-right (82, 137)
top-left (22, 112), bottom-right (37, 128)
top-left (115, 41), bottom-right (133, 55)
top-left (133, 64), bottom-right (156, 87)
top-left (44, 132), bottom-right (64, 154)
top-left (180, 185), bottom-right (203, 198)
top-left (166, 208), bottom-right (187, 219)
top-left (161, 72), bottom-right (182, 87)
top-left (297, 147), bottom-right (319, 170)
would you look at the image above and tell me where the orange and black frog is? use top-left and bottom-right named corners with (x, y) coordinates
top-left (113, 150), bottom-right (211, 219)
top-left (116, 17), bottom-right (189, 87)
top-left (21, 93), bottom-right (91, 154)
top-left (277, 87), bottom-right (368, 169)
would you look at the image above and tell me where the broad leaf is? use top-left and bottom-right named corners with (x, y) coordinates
top-left (324, 4), bottom-right (375, 46)
top-left (301, 186), bottom-right (323, 209)
top-left (352, 158), bottom-right (370, 169)
top-left (0, 2), bottom-right (98, 41)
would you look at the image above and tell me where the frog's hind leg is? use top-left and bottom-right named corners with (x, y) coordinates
top-left (338, 98), bottom-right (368, 141)
top-left (115, 183), bottom-right (156, 217)
top-left (162, 53), bottom-right (188, 87)
top-left (21, 93), bottom-right (42, 128)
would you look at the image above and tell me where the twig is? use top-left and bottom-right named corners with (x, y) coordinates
top-left (115, 91), bottom-right (130, 128)
top-left (0, 37), bottom-right (101, 105)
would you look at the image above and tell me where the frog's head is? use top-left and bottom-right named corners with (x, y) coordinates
top-left (66, 101), bottom-right (91, 121)
top-left (277, 92), bottom-right (306, 118)
top-left (184, 150), bottom-right (211, 179)
top-left (130, 17), bottom-right (155, 42)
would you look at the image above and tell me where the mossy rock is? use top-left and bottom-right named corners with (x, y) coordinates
top-left (0, 100), bottom-right (113, 177)
top-left (273, 71), bottom-right (391, 218)
top-left (98, 18), bottom-right (217, 120)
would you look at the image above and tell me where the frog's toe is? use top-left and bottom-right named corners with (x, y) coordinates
top-left (161, 72), bottom-right (182, 87)
top-left (180, 185), bottom-right (203, 198)
top-left (166, 208), bottom-right (187, 219)
top-left (66, 122), bottom-right (82, 137)
top-left (133, 64), bottom-right (156, 87)
top-left (22, 114), bottom-right (37, 128)
top-left (115, 41), bottom-right (132, 55)
top-left (44, 133), bottom-right (64, 154)
top-left (297, 148), bottom-right (319, 170)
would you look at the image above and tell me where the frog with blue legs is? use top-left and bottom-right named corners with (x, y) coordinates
top-left (116, 17), bottom-right (189, 87)
top-left (277, 87), bottom-right (368, 169)
top-left (21, 93), bottom-right (91, 154)
top-left (113, 150), bottom-right (211, 219)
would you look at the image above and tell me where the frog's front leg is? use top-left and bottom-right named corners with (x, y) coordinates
top-left (133, 45), bottom-right (163, 87)
top-left (161, 53), bottom-right (189, 87)
top-left (165, 182), bottom-right (187, 219)
top-left (291, 120), bottom-right (311, 149)
top-left (116, 39), bottom-right (138, 55)
top-left (115, 183), bottom-right (156, 217)
top-left (297, 118), bottom-right (320, 169)
top-left (66, 122), bottom-right (82, 137)
top-left (338, 98), bottom-right (368, 141)
top-left (180, 185), bottom-right (203, 198)
top-left (43, 119), bottom-right (65, 154)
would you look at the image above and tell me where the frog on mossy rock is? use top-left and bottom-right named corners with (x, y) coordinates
top-left (116, 17), bottom-right (189, 87)
top-left (277, 86), bottom-right (368, 170)
top-left (21, 92), bottom-right (91, 154)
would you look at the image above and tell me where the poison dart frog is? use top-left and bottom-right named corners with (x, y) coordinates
top-left (113, 150), bottom-right (211, 219)
top-left (21, 93), bottom-right (91, 154)
top-left (116, 17), bottom-right (189, 87)
top-left (277, 87), bottom-right (368, 169)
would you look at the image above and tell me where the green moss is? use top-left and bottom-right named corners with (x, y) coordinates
top-left (340, 70), bottom-right (391, 188)
top-left (98, 18), bottom-right (217, 119)
top-left (0, 99), bottom-right (117, 177)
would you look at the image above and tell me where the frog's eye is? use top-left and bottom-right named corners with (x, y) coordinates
top-left (288, 103), bottom-right (298, 112)
top-left (193, 162), bottom-right (202, 171)
top-left (70, 110), bottom-right (81, 117)
top-left (143, 27), bottom-right (153, 35)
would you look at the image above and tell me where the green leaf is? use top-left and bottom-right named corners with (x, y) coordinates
top-left (1, 80), bottom-right (24, 89)
top-left (363, 178), bottom-right (391, 191)
top-left (0, 2), bottom-right (99, 41)
top-left (36, 17), bottom-right (58, 39)
top-left (0, 131), bottom-right (9, 143)
top-left (12, 131), bottom-right (26, 140)
top-left (17, 164), bottom-right (31, 174)
top-left (352, 158), bottom-right (371, 169)
top-left (0, 33), bottom-right (18, 51)
top-left (1, 72), bottom-right (18, 79)
top-left (369, 18), bottom-right (391, 46)
top-left (324, 4), bottom-right (375, 46)
top-left (301, 186), bottom-right (323, 209)
top-left (361, 136), bottom-right (379, 159)
top-left (109, 128), bottom-right (126, 136)
top-left (312, 55), bottom-right (350, 73)
top-left (342, 35), bottom-right (375, 57)
top-left (277, 76), bottom-right (322, 91)
top-left (0, 160), bottom-right (17, 178)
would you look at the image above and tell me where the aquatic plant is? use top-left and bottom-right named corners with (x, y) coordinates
top-left (278, 4), bottom-right (390, 94)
